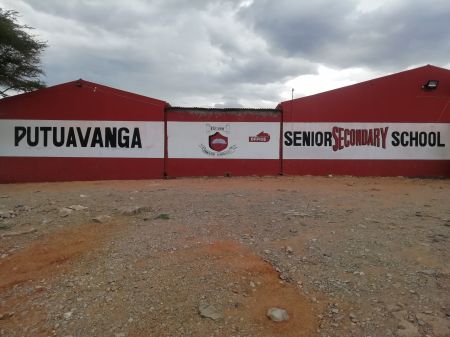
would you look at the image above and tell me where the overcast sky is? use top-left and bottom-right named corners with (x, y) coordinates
top-left (1, 0), bottom-right (449, 107)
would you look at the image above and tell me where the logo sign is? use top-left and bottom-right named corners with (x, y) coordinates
top-left (209, 132), bottom-right (228, 152)
top-left (168, 122), bottom-right (280, 159)
top-left (249, 131), bottom-right (270, 143)
top-left (199, 123), bottom-right (238, 157)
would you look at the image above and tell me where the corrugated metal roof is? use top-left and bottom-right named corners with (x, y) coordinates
top-left (167, 106), bottom-right (280, 112)
top-left (278, 64), bottom-right (450, 123)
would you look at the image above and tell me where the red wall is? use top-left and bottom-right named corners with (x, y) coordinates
top-left (282, 160), bottom-right (449, 177)
top-left (279, 65), bottom-right (450, 177)
top-left (0, 80), bottom-right (166, 121)
top-left (1, 158), bottom-right (163, 183)
top-left (0, 80), bottom-right (167, 183)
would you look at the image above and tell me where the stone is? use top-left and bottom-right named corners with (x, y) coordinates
top-left (279, 273), bottom-right (290, 281)
top-left (1, 228), bottom-right (37, 238)
top-left (59, 208), bottom-right (73, 217)
top-left (198, 304), bottom-right (222, 320)
top-left (92, 215), bottom-right (111, 223)
top-left (349, 312), bottom-right (357, 321)
top-left (120, 206), bottom-right (151, 216)
top-left (418, 269), bottom-right (437, 276)
top-left (285, 246), bottom-right (294, 254)
top-left (63, 311), bottom-right (73, 320)
top-left (0, 312), bottom-right (14, 320)
top-left (0, 223), bottom-right (11, 230)
top-left (392, 310), bottom-right (408, 320)
top-left (396, 319), bottom-right (419, 337)
top-left (68, 205), bottom-right (88, 211)
top-left (266, 307), bottom-right (289, 322)
top-left (415, 314), bottom-right (450, 337)
top-left (386, 304), bottom-right (403, 312)
top-left (0, 211), bottom-right (13, 219)
top-left (154, 213), bottom-right (170, 220)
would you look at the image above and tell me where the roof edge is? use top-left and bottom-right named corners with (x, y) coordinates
top-left (280, 64), bottom-right (450, 105)
top-left (1, 79), bottom-right (169, 108)
top-left (168, 106), bottom-right (280, 112)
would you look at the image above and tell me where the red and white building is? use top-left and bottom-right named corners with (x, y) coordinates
top-left (0, 80), bottom-right (167, 182)
top-left (278, 65), bottom-right (450, 177)
top-left (0, 65), bottom-right (448, 182)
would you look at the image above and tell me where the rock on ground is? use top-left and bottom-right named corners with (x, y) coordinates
top-left (266, 307), bottom-right (289, 322)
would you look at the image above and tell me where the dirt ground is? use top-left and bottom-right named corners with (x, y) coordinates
top-left (0, 176), bottom-right (449, 337)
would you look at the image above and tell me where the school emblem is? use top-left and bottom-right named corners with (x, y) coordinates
top-left (209, 132), bottom-right (228, 152)
top-left (199, 124), bottom-right (237, 156)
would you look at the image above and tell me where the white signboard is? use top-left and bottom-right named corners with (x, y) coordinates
top-left (168, 122), bottom-right (280, 159)
top-left (0, 120), bottom-right (164, 158)
top-left (283, 123), bottom-right (450, 160)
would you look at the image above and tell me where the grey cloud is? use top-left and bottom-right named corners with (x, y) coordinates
top-left (213, 96), bottom-right (244, 108)
top-left (1, 0), bottom-right (317, 106)
top-left (1, 0), bottom-right (448, 108)
top-left (21, 0), bottom-right (241, 33)
top-left (206, 22), bottom-right (314, 84)
top-left (239, 0), bottom-right (355, 56)
top-left (240, 0), bottom-right (450, 70)
top-left (16, 0), bottom-right (308, 106)
top-left (350, 2), bottom-right (450, 69)
top-left (20, 0), bottom-right (163, 32)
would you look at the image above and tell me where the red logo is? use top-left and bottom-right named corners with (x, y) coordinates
top-left (209, 132), bottom-right (228, 152)
top-left (249, 131), bottom-right (270, 142)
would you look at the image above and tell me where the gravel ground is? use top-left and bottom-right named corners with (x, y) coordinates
top-left (0, 176), bottom-right (449, 337)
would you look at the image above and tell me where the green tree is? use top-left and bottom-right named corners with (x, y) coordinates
top-left (0, 8), bottom-right (47, 97)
